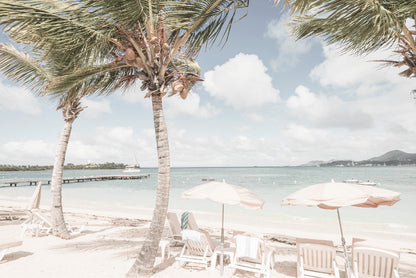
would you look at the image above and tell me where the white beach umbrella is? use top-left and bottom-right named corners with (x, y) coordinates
top-left (27, 181), bottom-right (42, 210)
top-left (281, 181), bottom-right (401, 278)
top-left (181, 180), bottom-right (265, 273)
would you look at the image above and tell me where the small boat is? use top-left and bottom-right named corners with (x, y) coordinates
top-left (359, 180), bottom-right (378, 186)
top-left (201, 178), bottom-right (215, 181)
top-left (343, 179), bottom-right (359, 184)
top-left (123, 164), bottom-right (141, 173)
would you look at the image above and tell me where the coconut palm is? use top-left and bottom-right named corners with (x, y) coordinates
top-left (0, 42), bottom-right (88, 239)
top-left (276, 0), bottom-right (416, 91)
top-left (0, 0), bottom-right (249, 274)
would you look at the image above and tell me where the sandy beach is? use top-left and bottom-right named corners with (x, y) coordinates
top-left (0, 203), bottom-right (415, 278)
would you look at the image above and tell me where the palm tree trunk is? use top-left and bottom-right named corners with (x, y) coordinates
top-left (50, 119), bottom-right (73, 239)
top-left (127, 93), bottom-right (171, 277)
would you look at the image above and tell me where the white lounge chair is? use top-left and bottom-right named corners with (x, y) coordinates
top-left (352, 238), bottom-right (400, 278)
top-left (21, 210), bottom-right (83, 237)
top-left (176, 229), bottom-right (217, 269)
top-left (230, 234), bottom-right (275, 278)
top-left (166, 212), bottom-right (183, 243)
top-left (0, 241), bottom-right (22, 261)
top-left (296, 238), bottom-right (340, 278)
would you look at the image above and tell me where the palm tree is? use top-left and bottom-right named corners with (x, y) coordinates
top-left (0, 43), bottom-right (86, 239)
top-left (275, 0), bottom-right (416, 90)
top-left (0, 0), bottom-right (249, 274)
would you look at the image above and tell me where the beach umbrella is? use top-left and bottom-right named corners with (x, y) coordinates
top-left (27, 181), bottom-right (42, 210)
top-left (181, 180), bottom-right (264, 274)
top-left (281, 181), bottom-right (401, 278)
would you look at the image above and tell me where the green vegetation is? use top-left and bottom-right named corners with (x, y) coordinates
top-left (0, 162), bottom-right (127, 171)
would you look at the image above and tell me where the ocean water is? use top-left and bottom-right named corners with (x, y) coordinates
top-left (0, 166), bottom-right (415, 237)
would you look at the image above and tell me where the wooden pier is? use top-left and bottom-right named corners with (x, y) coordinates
top-left (0, 174), bottom-right (150, 187)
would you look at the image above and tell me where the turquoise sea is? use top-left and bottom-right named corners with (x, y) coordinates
top-left (0, 166), bottom-right (415, 239)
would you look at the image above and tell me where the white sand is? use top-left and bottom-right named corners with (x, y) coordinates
top-left (0, 205), bottom-right (415, 278)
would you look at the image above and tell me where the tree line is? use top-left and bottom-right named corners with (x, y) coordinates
top-left (0, 162), bottom-right (127, 171)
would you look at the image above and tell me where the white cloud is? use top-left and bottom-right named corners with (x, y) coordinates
top-left (246, 113), bottom-right (263, 122)
top-left (266, 12), bottom-right (314, 70)
top-left (0, 140), bottom-right (54, 164)
top-left (282, 123), bottom-right (416, 163)
top-left (203, 53), bottom-right (280, 110)
top-left (82, 99), bottom-right (112, 119)
top-left (310, 44), bottom-right (403, 90)
top-left (66, 126), bottom-right (156, 165)
top-left (0, 79), bottom-right (42, 115)
top-left (165, 92), bottom-right (219, 118)
top-left (116, 84), bottom-right (152, 108)
top-left (286, 85), bottom-right (373, 129)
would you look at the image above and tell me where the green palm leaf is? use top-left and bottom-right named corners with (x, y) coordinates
top-left (0, 43), bottom-right (50, 94)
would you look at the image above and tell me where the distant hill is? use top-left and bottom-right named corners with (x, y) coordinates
top-left (303, 150), bottom-right (416, 167)
top-left (369, 150), bottom-right (416, 162)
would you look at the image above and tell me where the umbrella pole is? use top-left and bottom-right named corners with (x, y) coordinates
top-left (220, 204), bottom-right (224, 275)
top-left (337, 208), bottom-right (351, 278)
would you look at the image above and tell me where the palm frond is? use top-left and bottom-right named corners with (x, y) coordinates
top-left (78, 0), bottom-right (148, 27)
top-left (0, 0), bottom-right (115, 64)
top-left (289, 0), bottom-right (416, 54)
top-left (162, 0), bottom-right (249, 55)
top-left (0, 43), bottom-right (50, 94)
top-left (47, 63), bottom-right (135, 99)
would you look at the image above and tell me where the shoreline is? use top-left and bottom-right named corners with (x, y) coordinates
top-left (2, 197), bottom-right (416, 252)
top-left (0, 204), bottom-right (415, 277)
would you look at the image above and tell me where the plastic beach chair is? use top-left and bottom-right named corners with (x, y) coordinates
top-left (352, 238), bottom-right (400, 278)
top-left (166, 212), bottom-right (183, 242)
top-left (230, 234), bottom-right (275, 278)
top-left (296, 238), bottom-right (340, 278)
top-left (21, 210), bottom-right (83, 237)
top-left (176, 229), bottom-right (217, 269)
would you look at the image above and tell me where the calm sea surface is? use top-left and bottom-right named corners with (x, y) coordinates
top-left (0, 166), bottom-right (415, 233)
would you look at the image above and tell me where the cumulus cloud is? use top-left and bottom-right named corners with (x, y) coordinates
top-left (0, 79), bottom-right (42, 115)
top-left (203, 53), bottom-right (280, 110)
top-left (82, 99), bottom-right (112, 119)
top-left (310, 44), bottom-right (403, 90)
top-left (165, 92), bottom-right (219, 118)
top-left (266, 12), bottom-right (314, 70)
top-left (283, 123), bottom-right (416, 163)
top-left (0, 140), bottom-right (54, 164)
top-left (286, 85), bottom-right (373, 130)
top-left (246, 113), bottom-right (263, 122)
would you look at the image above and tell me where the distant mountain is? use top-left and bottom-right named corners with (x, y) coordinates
top-left (369, 150), bottom-right (416, 162)
top-left (303, 150), bottom-right (416, 167)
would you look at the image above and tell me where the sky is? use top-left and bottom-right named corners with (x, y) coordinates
top-left (0, 1), bottom-right (415, 167)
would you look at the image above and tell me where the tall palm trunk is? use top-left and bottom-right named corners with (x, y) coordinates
top-left (127, 93), bottom-right (171, 277)
top-left (50, 118), bottom-right (73, 239)
top-left (50, 97), bottom-right (83, 239)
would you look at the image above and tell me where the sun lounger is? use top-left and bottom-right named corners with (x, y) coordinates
top-left (176, 229), bottom-right (218, 269)
top-left (0, 241), bottom-right (22, 261)
top-left (230, 234), bottom-right (275, 278)
top-left (352, 238), bottom-right (400, 278)
top-left (296, 238), bottom-right (340, 278)
top-left (21, 210), bottom-right (83, 237)
top-left (166, 212), bottom-right (183, 243)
